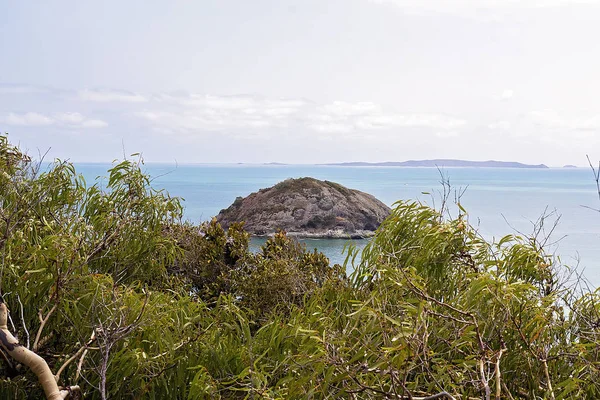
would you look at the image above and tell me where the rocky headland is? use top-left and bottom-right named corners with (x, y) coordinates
top-left (216, 178), bottom-right (391, 238)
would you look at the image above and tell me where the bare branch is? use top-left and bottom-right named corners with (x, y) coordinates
top-left (33, 303), bottom-right (58, 352)
top-left (16, 294), bottom-right (30, 349)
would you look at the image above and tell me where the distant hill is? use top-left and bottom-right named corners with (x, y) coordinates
top-left (322, 159), bottom-right (549, 169)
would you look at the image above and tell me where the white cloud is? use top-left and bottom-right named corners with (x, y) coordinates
top-left (367, 0), bottom-right (599, 19)
top-left (81, 119), bottom-right (109, 128)
top-left (78, 89), bottom-right (148, 103)
top-left (55, 112), bottom-right (108, 129)
top-left (309, 101), bottom-right (466, 133)
top-left (485, 111), bottom-right (600, 144)
top-left (136, 94), bottom-right (309, 134)
top-left (2, 112), bottom-right (54, 126)
top-left (0, 85), bottom-right (48, 94)
top-left (321, 101), bottom-right (381, 117)
top-left (529, 110), bottom-right (600, 132)
top-left (135, 94), bottom-right (468, 137)
top-left (135, 108), bottom-right (277, 133)
top-left (161, 94), bottom-right (307, 116)
top-left (56, 112), bottom-right (85, 124)
top-left (310, 123), bottom-right (355, 133)
top-left (488, 120), bottom-right (512, 130)
top-left (1, 111), bottom-right (107, 129)
top-left (436, 131), bottom-right (460, 138)
top-left (133, 93), bottom-right (470, 137)
top-left (500, 89), bottom-right (514, 100)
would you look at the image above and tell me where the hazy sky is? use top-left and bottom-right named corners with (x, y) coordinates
top-left (2, 0), bottom-right (600, 165)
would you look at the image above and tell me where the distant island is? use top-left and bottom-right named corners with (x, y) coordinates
top-left (322, 159), bottom-right (549, 169)
top-left (216, 177), bottom-right (390, 238)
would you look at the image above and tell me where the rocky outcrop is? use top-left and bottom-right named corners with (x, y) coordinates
top-left (216, 178), bottom-right (391, 238)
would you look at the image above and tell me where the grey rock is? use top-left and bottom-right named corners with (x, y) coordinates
top-left (216, 177), bottom-right (391, 238)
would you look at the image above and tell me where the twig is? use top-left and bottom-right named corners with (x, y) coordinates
top-left (55, 331), bottom-right (96, 383)
top-left (17, 294), bottom-right (30, 349)
top-left (494, 348), bottom-right (505, 400)
top-left (542, 358), bottom-right (556, 400)
top-left (34, 303), bottom-right (58, 351)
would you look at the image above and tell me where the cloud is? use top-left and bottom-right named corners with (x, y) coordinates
top-left (1, 112), bottom-right (54, 126)
top-left (78, 89), bottom-right (148, 103)
top-left (500, 89), bottom-right (514, 100)
top-left (81, 119), bottom-right (109, 128)
top-left (56, 112), bottom-right (85, 124)
top-left (485, 111), bottom-right (600, 144)
top-left (55, 112), bottom-right (109, 129)
top-left (308, 101), bottom-right (467, 134)
top-left (529, 110), bottom-right (600, 132)
top-left (1, 86), bottom-right (469, 145)
top-left (159, 93), bottom-right (307, 116)
top-left (321, 101), bottom-right (381, 117)
top-left (0, 84), bottom-right (49, 95)
top-left (135, 109), bottom-right (277, 134)
top-left (435, 131), bottom-right (460, 138)
top-left (367, 0), bottom-right (599, 19)
top-left (310, 123), bottom-right (355, 133)
top-left (136, 94), bottom-right (309, 134)
top-left (1, 111), bottom-right (107, 129)
top-left (134, 94), bottom-right (468, 137)
top-left (488, 120), bottom-right (512, 130)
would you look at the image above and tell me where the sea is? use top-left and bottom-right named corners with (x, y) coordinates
top-left (74, 164), bottom-right (600, 287)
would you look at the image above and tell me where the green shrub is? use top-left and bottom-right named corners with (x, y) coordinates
top-left (2, 133), bottom-right (600, 399)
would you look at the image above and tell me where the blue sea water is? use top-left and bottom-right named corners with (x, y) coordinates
top-left (74, 163), bottom-right (600, 286)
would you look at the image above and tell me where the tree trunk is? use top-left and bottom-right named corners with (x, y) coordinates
top-left (0, 302), bottom-right (75, 400)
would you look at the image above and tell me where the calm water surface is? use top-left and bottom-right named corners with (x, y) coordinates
top-left (75, 164), bottom-right (600, 286)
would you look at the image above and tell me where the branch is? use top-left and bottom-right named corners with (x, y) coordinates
top-left (17, 294), bottom-right (30, 349)
top-left (541, 358), bottom-right (556, 400)
top-left (494, 348), bottom-right (505, 400)
top-left (0, 302), bottom-right (78, 400)
top-left (414, 393), bottom-right (458, 400)
top-left (33, 303), bottom-right (58, 352)
top-left (54, 331), bottom-right (96, 383)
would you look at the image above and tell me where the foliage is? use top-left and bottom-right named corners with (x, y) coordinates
top-left (1, 133), bottom-right (600, 399)
top-left (168, 219), bottom-right (251, 302)
top-left (169, 219), bottom-right (346, 316)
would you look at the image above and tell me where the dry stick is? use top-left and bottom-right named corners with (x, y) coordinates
top-left (413, 393), bottom-right (457, 400)
top-left (54, 331), bottom-right (96, 383)
top-left (75, 347), bottom-right (89, 382)
top-left (542, 359), bottom-right (556, 400)
top-left (33, 303), bottom-right (58, 352)
top-left (478, 358), bottom-right (490, 400)
top-left (0, 302), bottom-right (78, 400)
top-left (494, 348), bottom-right (505, 400)
top-left (501, 381), bottom-right (516, 400)
top-left (17, 294), bottom-right (30, 349)
top-left (474, 322), bottom-right (491, 400)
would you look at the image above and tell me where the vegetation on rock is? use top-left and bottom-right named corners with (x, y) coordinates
top-left (1, 133), bottom-right (600, 399)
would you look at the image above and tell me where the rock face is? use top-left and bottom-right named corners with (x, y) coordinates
top-left (216, 178), bottom-right (391, 238)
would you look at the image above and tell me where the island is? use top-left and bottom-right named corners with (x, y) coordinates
top-left (216, 177), bottom-right (391, 238)
top-left (322, 159), bottom-right (549, 168)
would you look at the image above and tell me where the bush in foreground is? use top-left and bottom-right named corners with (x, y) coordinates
top-left (1, 133), bottom-right (599, 399)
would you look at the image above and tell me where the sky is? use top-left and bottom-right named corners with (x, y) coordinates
top-left (2, 0), bottom-right (600, 166)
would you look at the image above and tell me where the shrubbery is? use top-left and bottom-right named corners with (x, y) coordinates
top-left (1, 133), bottom-right (600, 399)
